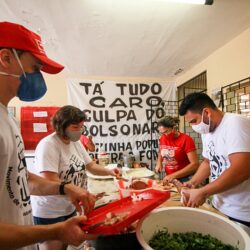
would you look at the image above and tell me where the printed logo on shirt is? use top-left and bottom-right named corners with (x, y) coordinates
top-left (60, 154), bottom-right (86, 187)
top-left (160, 146), bottom-right (178, 166)
top-left (206, 141), bottom-right (228, 180)
top-left (6, 135), bottom-right (31, 216)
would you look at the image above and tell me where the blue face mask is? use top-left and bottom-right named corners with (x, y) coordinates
top-left (17, 71), bottom-right (47, 101)
top-left (0, 49), bottom-right (47, 102)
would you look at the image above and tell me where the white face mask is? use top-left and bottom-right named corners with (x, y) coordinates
top-left (191, 110), bottom-right (210, 134)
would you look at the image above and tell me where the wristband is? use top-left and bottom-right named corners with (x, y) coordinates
top-left (59, 183), bottom-right (66, 195)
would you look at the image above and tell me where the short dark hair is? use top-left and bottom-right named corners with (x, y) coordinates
top-left (158, 116), bottom-right (179, 128)
top-left (179, 92), bottom-right (217, 116)
top-left (52, 105), bottom-right (87, 137)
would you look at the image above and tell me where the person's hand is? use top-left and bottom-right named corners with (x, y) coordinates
top-left (181, 188), bottom-right (207, 208)
top-left (64, 184), bottom-right (96, 214)
top-left (107, 167), bottom-right (121, 178)
top-left (162, 174), bottom-right (176, 185)
top-left (182, 180), bottom-right (196, 189)
top-left (155, 164), bottom-right (162, 173)
top-left (54, 215), bottom-right (96, 246)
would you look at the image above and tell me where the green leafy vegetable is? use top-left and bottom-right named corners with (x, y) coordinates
top-left (149, 229), bottom-right (238, 250)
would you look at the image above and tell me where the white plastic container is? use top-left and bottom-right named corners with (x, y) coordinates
top-left (136, 207), bottom-right (250, 250)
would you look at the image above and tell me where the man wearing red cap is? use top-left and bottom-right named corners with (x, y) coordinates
top-left (0, 22), bottom-right (96, 249)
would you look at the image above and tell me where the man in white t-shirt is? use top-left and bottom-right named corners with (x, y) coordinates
top-left (179, 92), bottom-right (250, 227)
top-left (0, 22), bottom-right (97, 249)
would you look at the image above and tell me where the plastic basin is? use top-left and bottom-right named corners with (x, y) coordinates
top-left (136, 207), bottom-right (250, 250)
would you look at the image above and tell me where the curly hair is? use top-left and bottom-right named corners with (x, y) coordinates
top-left (52, 105), bottom-right (87, 137)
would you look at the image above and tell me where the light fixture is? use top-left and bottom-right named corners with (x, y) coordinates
top-left (162, 0), bottom-right (213, 5)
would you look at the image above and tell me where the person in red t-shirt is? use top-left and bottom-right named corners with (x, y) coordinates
top-left (155, 116), bottom-right (199, 184)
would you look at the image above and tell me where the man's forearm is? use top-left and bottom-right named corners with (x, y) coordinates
top-left (28, 172), bottom-right (60, 196)
top-left (190, 159), bottom-right (210, 186)
top-left (0, 222), bottom-right (59, 248)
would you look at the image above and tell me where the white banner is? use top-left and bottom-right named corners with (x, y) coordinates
top-left (67, 79), bottom-right (176, 167)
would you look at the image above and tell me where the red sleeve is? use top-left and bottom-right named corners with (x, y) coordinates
top-left (183, 134), bottom-right (196, 153)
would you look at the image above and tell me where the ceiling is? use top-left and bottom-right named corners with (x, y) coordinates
top-left (1, 0), bottom-right (250, 79)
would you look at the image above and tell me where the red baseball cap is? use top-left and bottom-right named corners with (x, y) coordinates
top-left (0, 21), bottom-right (64, 74)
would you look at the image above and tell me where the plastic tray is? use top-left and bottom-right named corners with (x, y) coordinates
top-left (81, 189), bottom-right (170, 234)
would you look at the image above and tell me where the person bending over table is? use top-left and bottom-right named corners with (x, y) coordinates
top-left (179, 92), bottom-right (250, 227)
top-left (155, 116), bottom-right (199, 184)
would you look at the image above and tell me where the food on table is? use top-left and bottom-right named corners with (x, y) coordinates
top-left (170, 179), bottom-right (185, 193)
top-left (149, 229), bottom-right (239, 250)
top-left (131, 193), bottom-right (144, 202)
top-left (129, 179), bottom-right (149, 190)
top-left (86, 212), bottom-right (130, 231)
top-left (154, 180), bottom-right (174, 191)
top-left (117, 177), bottom-right (156, 199)
top-left (122, 221), bottom-right (138, 233)
top-left (104, 212), bottom-right (130, 226)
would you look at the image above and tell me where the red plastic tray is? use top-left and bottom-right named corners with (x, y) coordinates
top-left (81, 189), bottom-right (170, 234)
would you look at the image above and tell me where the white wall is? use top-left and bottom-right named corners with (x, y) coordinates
top-left (176, 27), bottom-right (250, 94)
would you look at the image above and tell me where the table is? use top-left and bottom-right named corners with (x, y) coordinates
top-left (87, 177), bottom-right (250, 250)
top-left (87, 177), bottom-right (225, 216)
